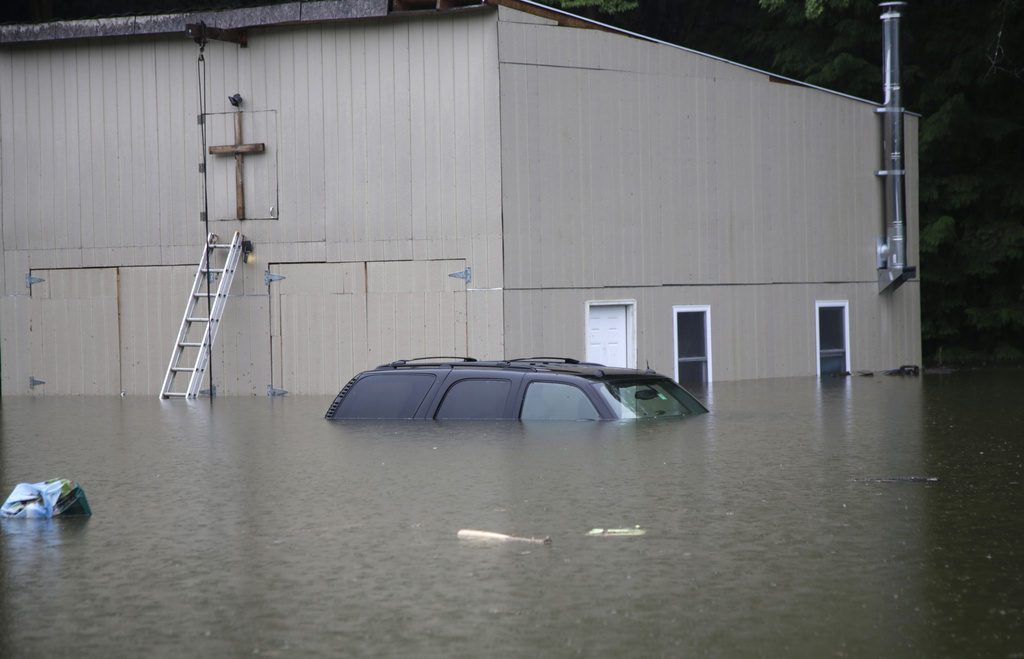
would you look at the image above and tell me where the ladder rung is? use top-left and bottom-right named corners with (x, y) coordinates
top-left (180, 342), bottom-right (203, 347)
top-left (186, 317), bottom-right (209, 323)
top-left (163, 392), bottom-right (187, 398)
top-left (172, 367), bottom-right (194, 372)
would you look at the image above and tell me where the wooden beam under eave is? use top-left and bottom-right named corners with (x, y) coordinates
top-left (185, 23), bottom-right (248, 46)
top-left (439, 0), bottom-right (485, 8)
top-left (391, 0), bottom-right (437, 11)
top-left (209, 144), bottom-right (265, 155)
top-left (391, 0), bottom-right (485, 11)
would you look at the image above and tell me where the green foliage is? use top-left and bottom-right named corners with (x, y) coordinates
top-left (760, 0), bottom-right (851, 21)
top-left (910, 2), bottom-right (1024, 364)
top-left (919, 215), bottom-right (956, 256)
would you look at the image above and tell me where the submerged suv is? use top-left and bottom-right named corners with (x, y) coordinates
top-left (325, 357), bottom-right (708, 421)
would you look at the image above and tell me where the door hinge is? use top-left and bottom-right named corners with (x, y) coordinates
top-left (26, 273), bottom-right (45, 289)
top-left (267, 385), bottom-right (288, 396)
top-left (29, 376), bottom-right (46, 389)
top-left (448, 266), bottom-right (471, 284)
top-left (265, 271), bottom-right (286, 286)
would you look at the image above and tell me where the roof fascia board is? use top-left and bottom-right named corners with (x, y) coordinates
top-left (0, 0), bottom-right (390, 44)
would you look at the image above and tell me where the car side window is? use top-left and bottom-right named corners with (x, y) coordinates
top-left (331, 373), bottom-right (436, 419)
top-left (520, 382), bottom-right (600, 420)
top-left (435, 379), bottom-right (513, 419)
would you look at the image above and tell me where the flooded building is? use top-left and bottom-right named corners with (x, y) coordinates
top-left (0, 0), bottom-right (920, 396)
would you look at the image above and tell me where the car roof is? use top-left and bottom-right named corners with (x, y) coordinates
top-left (367, 357), bottom-right (664, 381)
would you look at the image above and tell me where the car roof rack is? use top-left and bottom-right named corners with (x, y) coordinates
top-left (378, 356), bottom-right (478, 369)
top-left (374, 356), bottom-right (611, 372)
top-left (508, 356), bottom-right (580, 364)
top-left (507, 357), bottom-right (607, 367)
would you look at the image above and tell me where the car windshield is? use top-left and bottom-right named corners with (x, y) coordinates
top-left (594, 377), bottom-right (708, 419)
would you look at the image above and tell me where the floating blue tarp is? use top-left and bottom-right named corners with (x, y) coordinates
top-left (1, 479), bottom-right (92, 518)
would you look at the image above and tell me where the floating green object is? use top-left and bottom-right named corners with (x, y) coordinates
top-left (587, 526), bottom-right (646, 537)
top-left (50, 479), bottom-right (92, 516)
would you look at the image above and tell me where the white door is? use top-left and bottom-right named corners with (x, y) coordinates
top-left (28, 268), bottom-right (121, 395)
top-left (586, 303), bottom-right (633, 368)
top-left (365, 260), bottom-right (468, 365)
top-left (673, 305), bottom-right (712, 384)
top-left (270, 260), bottom-right (468, 395)
top-left (270, 263), bottom-right (368, 395)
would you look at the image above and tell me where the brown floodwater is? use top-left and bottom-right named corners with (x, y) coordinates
top-left (1, 370), bottom-right (1022, 657)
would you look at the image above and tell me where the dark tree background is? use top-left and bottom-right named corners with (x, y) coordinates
top-left (4, 0), bottom-right (1022, 366)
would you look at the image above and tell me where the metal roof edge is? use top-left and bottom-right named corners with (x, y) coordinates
top-left (489, 0), bottom-right (898, 109)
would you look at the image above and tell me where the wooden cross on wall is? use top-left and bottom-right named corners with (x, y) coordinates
top-left (208, 112), bottom-right (265, 220)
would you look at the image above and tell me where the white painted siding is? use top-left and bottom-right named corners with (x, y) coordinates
top-left (1, 10), bottom-right (504, 395)
top-left (119, 265), bottom-right (194, 396)
top-left (0, 4), bottom-right (919, 393)
top-left (499, 35), bottom-right (884, 289)
top-left (497, 8), bottom-right (920, 380)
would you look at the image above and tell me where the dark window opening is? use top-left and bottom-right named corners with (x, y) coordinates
top-left (818, 305), bottom-right (847, 376)
top-left (676, 309), bottom-right (709, 383)
top-left (435, 379), bottom-right (513, 419)
top-left (331, 373), bottom-right (436, 419)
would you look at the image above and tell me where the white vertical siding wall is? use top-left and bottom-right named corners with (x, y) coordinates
top-left (0, 37), bottom-right (205, 271)
top-left (0, 5), bottom-right (919, 392)
top-left (1, 9), bottom-right (505, 395)
top-left (118, 265), bottom-right (195, 395)
top-left (499, 19), bottom-right (881, 290)
top-left (497, 8), bottom-right (920, 379)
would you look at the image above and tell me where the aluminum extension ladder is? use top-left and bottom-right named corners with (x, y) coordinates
top-left (159, 231), bottom-right (245, 399)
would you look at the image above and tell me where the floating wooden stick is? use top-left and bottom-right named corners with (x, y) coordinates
top-left (457, 529), bottom-right (552, 545)
top-left (851, 476), bottom-right (938, 483)
top-left (587, 527), bottom-right (647, 537)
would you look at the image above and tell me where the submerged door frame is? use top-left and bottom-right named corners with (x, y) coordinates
top-left (672, 304), bottom-right (713, 384)
top-left (814, 299), bottom-right (851, 376)
top-left (584, 299), bottom-right (637, 369)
